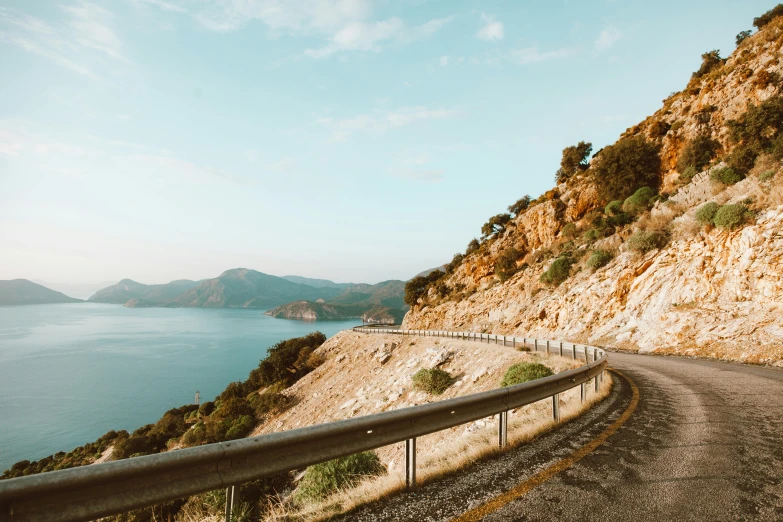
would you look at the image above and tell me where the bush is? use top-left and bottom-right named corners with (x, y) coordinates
top-left (622, 187), bottom-right (657, 215)
top-left (695, 202), bottom-right (720, 225)
top-left (649, 120), bottom-right (670, 139)
top-left (754, 4), bottom-right (783, 29)
top-left (540, 256), bottom-right (574, 285)
top-left (495, 248), bottom-right (523, 281)
top-left (592, 136), bottom-right (661, 202)
top-left (671, 120), bottom-right (684, 131)
top-left (481, 213), bottom-right (512, 240)
top-left (404, 270), bottom-right (444, 307)
top-left (728, 96), bottom-right (783, 167)
top-left (556, 141), bottom-right (592, 182)
top-left (726, 146), bottom-right (757, 176)
top-left (251, 388), bottom-right (290, 417)
top-left (295, 452), bottom-right (386, 503)
top-left (692, 50), bottom-right (724, 80)
top-left (561, 222), bottom-right (576, 239)
top-left (677, 135), bottom-right (720, 173)
top-left (759, 169), bottom-right (776, 181)
top-left (605, 200), bottom-right (623, 216)
top-left (500, 363), bottom-right (554, 387)
top-left (710, 167), bottom-right (744, 185)
top-left (680, 166), bottom-right (698, 183)
top-left (508, 195), bottom-right (531, 216)
top-left (465, 238), bottom-right (480, 256)
top-left (253, 332), bottom-right (328, 387)
top-left (607, 212), bottom-right (634, 227)
top-left (627, 231), bottom-right (668, 253)
top-left (736, 30), bottom-right (752, 46)
top-left (583, 228), bottom-right (601, 242)
top-left (713, 204), bottom-right (749, 229)
top-left (586, 250), bottom-right (613, 270)
top-left (412, 368), bottom-right (453, 395)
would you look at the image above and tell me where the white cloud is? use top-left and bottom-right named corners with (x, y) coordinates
top-left (305, 16), bottom-right (452, 59)
top-left (509, 46), bottom-right (577, 65)
top-left (317, 106), bottom-right (459, 141)
top-left (595, 26), bottom-right (621, 52)
top-left (439, 55), bottom-right (449, 67)
top-left (476, 13), bottom-right (503, 41)
top-left (267, 157), bottom-right (297, 174)
top-left (388, 167), bottom-right (444, 181)
top-left (61, 2), bottom-right (127, 61)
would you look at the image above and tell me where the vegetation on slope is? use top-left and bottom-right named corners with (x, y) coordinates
top-left (0, 279), bottom-right (82, 305)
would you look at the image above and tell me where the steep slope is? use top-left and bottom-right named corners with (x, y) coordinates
top-left (88, 279), bottom-right (200, 305)
top-left (403, 11), bottom-right (783, 366)
top-left (0, 279), bottom-right (82, 305)
top-left (169, 268), bottom-right (341, 308)
top-left (267, 280), bottom-right (408, 321)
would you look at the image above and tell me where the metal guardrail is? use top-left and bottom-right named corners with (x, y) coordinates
top-left (0, 328), bottom-right (608, 522)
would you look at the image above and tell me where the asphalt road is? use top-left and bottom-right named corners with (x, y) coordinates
top-left (336, 352), bottom-right (783, 521)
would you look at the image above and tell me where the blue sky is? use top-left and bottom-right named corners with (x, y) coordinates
top-left (0, 0), bottom-right (774, 285)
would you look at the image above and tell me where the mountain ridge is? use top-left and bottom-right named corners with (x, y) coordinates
top-left (0, 280), bottom-right (82, 306)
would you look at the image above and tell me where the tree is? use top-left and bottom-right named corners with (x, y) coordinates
top-left (465, 238), bottom-right (480, 255)
top-left (692, 50), bottom-right (724, 80)
top-left (507, 195), bottom-right (532, 216)
top-left (736, 30), bottom-right (752, 46)
top-left (592, 136), bottom-right (661, 202)
top-left (677, 134), bottom-right (721, 173)
top-left (481, 213), bottom-right (511, 240)
top-left (404, 270), bottom-right (444, 307)
top-left (754, 4), bottom-right (783, 29)
top-left (556, 141), bottom-right (592, 182)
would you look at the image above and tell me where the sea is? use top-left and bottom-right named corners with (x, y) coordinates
top-left (0, 303), bottom-right (360, 471)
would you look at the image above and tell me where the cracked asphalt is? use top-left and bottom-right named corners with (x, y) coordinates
top-left (333, 352), bottom-right (783, 521)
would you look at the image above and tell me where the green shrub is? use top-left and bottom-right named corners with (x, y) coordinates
top-left (540, 256), bottom-right (574, 285)
top-left (649, 120), bottom-right (671, 139)
top-left (695, 202), bottom-right (720, 225)
top-left (251, 388), bottom-right (290, 417)
top-left (465, 238), bottom-right (480, 255)
top-left (592, 136), bottom-right (661, 202)
top-left (726, 146), bottom-right (757, 176)
top-left (561, 222), bottom-right (576, 239)
top-left (710, 167), bottom-right (744, 185)
top-left (759, 169), bottom-right (776, 181)
top-left (412, 368), bottom-right (453, 395)
top-left (605, 200), bottom-right (623, 216)
top-left (607, 212), bottom-right (634, 227)
top-left (404, 270), bottom-right (444, 307)
top-left (586, 250), bottom-right (613, 270)
top-left (680, 166), bottom-right (698, 183)
top-left (754, 4), bottom-right (783, 29)
top-left (677, 135), bottom-right (721, 172)
top-left (500, 363), bottom-right (554, 387)
top-left (627, 231), bottom-right (668, 253)
top-left (622, 187), bottom-right (657, 215)
top-left (252, 332), bottom-right (328, 387)
top-left (728, 97), bottom-right (783, 168)
top-left (495, 247), bottom-right (523, 281)
top-left (583, 228), bottom-right (601, 242)
top-left (481, 213), bottom-right (512, 240)
top-left (713, 204), bottom-right (749, 229)
top-left (295, 452), bottom-right (386, 503)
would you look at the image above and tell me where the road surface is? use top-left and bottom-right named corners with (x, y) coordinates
top-left (336, 352), bottom-right (783, 521)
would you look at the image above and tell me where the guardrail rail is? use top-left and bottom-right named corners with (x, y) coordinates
top-left (0, 327), bottom-right (608, 522)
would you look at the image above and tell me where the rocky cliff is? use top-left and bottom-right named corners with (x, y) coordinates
top-left (403, 13), bottom-right (783, 367)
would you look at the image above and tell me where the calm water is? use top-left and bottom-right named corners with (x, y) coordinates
top-left (0, 303), bottom-right (359, 471)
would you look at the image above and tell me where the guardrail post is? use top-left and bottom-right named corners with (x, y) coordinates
top-left (581, 382), bottom-right (586, 403)
top-left (595, 376), bottom-right (599, 393)
top-left (512, 337), bottom-right (516, 349)
top-left (502, 335), bottom-right (506, 347)
top-left (559, 342), bottom-right (563, 357)
top-left (584, 346), bottom-right (588, 362)
top-left (534, 339), bottom-right (538, 351)
top-left (552, 394), bottom-right (560, 422)
top-left (498, 411), bottom-right (508, 448)
top-left (224, 485), bottom-right (234, 522)
top-left (406, 438), bottom-right (417, 489)
top-left (546, 340), bottom-right (550, 354)
top-left (572, 344), bottom-right (577, 360)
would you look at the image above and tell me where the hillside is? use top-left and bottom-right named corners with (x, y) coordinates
top-left (403, 9), bottom-right (783, 367)
top-left (88, 279), bottom-right (200, 305)
top-left (282, 275), bottom-right (352, 290)
top-left (0, 279), bottom-right (82, 306)
top-left (266, 280), bottom-right (408, 321)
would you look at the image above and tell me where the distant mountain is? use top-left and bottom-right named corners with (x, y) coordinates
top-left (166, 269), bottom-right (341, 308)
top-left (282, 275), bottom-right (352, 290)
top-left (89, 279), bottom-right (201, 305)
top-left (33, 280), bottom-right (113, 300)
top-left (0, 279), bottom-right (82, 306)
top-left (413, 266), bottom-right (447, 279)
top-left (266, 280), bottom-right (407, 322)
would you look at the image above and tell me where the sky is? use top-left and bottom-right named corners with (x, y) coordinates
top-left (0, 0), bottom-right (775, 285)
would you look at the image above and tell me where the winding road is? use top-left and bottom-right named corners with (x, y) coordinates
top-left (337, 352), bottom-right (783, 521)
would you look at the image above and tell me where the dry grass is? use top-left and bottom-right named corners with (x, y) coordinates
top-left (636, 200), bottom-right (686, 233)
top-left (263, 371), bottom-right (613, 521)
